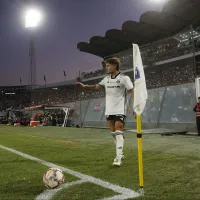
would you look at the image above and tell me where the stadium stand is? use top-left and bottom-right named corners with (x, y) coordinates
top-left (0, 86), bottom-right (31, 111)
top-left (0, 58), bottom-right (196, 111)
top-left (82, 40), bottom-right (200, 79)
top-left (1, 0), bottom-right (200, 131)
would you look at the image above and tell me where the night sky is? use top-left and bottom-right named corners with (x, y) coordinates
top-left (0, 0), bottom-right (164, 86)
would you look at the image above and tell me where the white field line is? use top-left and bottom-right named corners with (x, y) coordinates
top-left (35, 180), bottom-right (86, 200)
top-left (0, 145), bottom-right (140, 200)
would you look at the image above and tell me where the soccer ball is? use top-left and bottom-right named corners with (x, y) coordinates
top-left (43, 168), bottom-right (65, 189)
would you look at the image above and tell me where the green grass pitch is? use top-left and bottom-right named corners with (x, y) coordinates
top-left (0, 125), bottom-right (200, 200)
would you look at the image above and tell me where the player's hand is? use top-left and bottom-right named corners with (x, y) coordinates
top-left (75, 82), bottom-right (85, 88)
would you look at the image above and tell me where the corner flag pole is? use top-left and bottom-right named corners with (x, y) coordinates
top-left (136, 114), bottom-right (144, 195)
top-left (133, 44), bottom-right (147, 196)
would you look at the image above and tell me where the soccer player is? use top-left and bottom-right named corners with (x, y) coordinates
top-left (76, 58), bottom-right (134, 166)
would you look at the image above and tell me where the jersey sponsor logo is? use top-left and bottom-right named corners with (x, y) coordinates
top-left (107, 86), bottom-right (120, 88)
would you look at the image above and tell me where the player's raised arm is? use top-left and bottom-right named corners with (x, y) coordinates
top-left (75, 82), bottom-right (101, 90)
top-left (76, 76), bottom-right (105, 91)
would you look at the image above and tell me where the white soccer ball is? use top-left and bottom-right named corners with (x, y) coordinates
top-left (43, 168), bottom-right (65, 189)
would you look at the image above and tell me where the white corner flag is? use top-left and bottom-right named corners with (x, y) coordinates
top-left (133, 44), bottom-right (148, 115)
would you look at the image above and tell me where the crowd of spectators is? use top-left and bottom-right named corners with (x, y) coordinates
top-left (30, 82), bottom-right (105, 105)
top-left (0, 92), bottom-right (31, 111)
top-left (81, 69), bottom-right (104, 79)
top-left (1, 40), bottom-right (200, 111)
top-left (82, 40), bottom-right (200, 79)
top-left (0, 61), bottom-right (196, 111)
top-left (146, 64), bottom-right (195, 89)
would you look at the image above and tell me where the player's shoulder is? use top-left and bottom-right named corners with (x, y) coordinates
top-left (119, 73), bottom-right (126, 77)
top-left (100, 74), bottom-right (110, 83)
top-left (119, 73), bottom-right (130, 79)
top-left (105, 74), bottom-right (111, 78)
top-left (102, 74), bottom-right (111, 79)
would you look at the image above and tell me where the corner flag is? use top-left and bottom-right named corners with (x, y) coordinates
top-left (133, 44), bottom-right (147, 196)
top-left (133, 44), bottom-right (147, 115)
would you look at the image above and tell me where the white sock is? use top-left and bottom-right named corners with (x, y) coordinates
top-left (111, 132), bottom-right (116, 144)
top-left (115, 131), bottom-right (124, 158)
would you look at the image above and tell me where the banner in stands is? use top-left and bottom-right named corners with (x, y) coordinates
top-left (94, 104), bottom-right (102, 111)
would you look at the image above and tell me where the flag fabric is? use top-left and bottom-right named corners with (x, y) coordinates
top-left (44, 75), bottom-right (46, 83)
top-left (63, 70), bottom-right (66, 77)
top-left (20, 77), bottom-right (22, 84)
top-left (133, 44), bottom-right (148, 115)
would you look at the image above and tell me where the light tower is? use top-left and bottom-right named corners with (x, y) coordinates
top-left (25, 9), bottom-right (41, 86)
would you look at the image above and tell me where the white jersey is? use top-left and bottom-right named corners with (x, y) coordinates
top-left (98, 73), bottom-right (133, 116)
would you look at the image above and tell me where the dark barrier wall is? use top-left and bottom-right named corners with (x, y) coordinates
top-left (64, 83), bottom-right (196, 131)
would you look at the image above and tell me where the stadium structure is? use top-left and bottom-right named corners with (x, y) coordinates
top-left (1, 0), bottom-right (200, 132)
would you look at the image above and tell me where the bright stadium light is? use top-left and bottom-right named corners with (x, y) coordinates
top-left (25, 9), bottom-right (42, 28)
top-left (25, 8), bottom-right (42, 85)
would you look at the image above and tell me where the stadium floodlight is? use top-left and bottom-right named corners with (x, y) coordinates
top-left (25, 8), bottom-right (42, 86)
top-left (25, 9), bottom-right (41, 28)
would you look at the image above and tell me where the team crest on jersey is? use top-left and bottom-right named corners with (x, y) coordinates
top-left (135, 67), bottom-right (140, 79)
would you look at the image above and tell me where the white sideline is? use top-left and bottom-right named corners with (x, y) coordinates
top-left (0, 145), bottom-right (140, 200)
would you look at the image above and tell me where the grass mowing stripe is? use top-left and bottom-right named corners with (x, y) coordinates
top-left (2, 126), bottom-right (200, 199)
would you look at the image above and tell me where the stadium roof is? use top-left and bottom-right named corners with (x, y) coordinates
top-left (77, 0), bottom-right (200, 58)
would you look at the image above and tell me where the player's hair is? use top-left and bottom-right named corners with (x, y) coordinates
top-left (105, 57), bottom-right (120, 71)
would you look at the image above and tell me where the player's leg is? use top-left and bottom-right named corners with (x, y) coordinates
top-left (197, 117), bottom-right (200, 136)
top-left (113, 115), bottom-right (126, 166)
top-left (106, 116), bottom-right (116, 143)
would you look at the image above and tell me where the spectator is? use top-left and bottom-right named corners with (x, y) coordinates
top-left (193, 97), bottom-right (200, 136)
